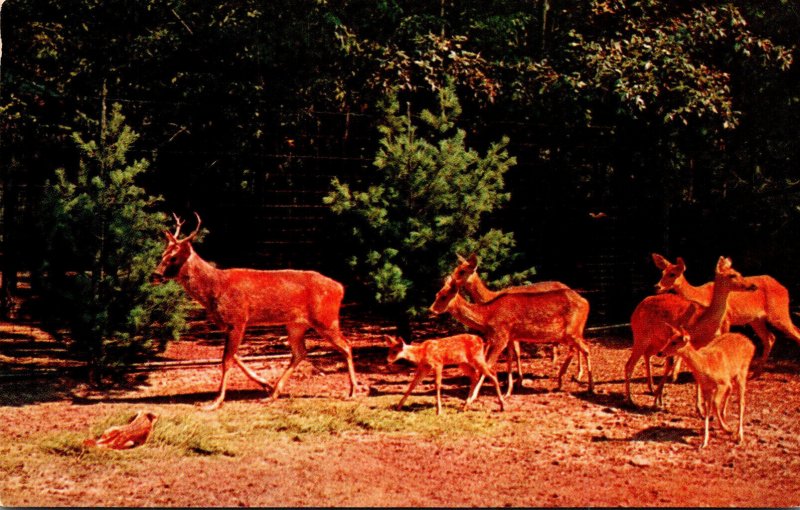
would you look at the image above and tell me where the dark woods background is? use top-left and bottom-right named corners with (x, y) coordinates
top-left (2, 0), bottom-right (799, 327)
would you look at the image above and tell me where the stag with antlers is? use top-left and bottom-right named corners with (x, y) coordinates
top-left (152, 213), bottom-right (359, 410)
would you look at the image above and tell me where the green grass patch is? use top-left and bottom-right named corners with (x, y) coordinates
top-left (28, 395), bottom-right (511, 466)
top-left (218, 395), bottom-right (510, 441)
top-left (37, 409), bottom-right (236, 459)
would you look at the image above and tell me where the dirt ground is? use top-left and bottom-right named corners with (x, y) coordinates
top-left (1, 313), bottom-right (800, 507)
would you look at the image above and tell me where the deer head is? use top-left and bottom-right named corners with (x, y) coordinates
top-left (384, 335), bottom-right (408, 363)
top-left (151, 212), bottom-right (202, 283)
top-left (657, 323), bottom-right (692, 357)
top-left (714, 256), bottom-right (758, 293)
top-left (652, 253), bottom-right (687, 294)
top-left (452, 253), bottom-right (479, 288)
top-left (429, 276), bottom-right (459, 315)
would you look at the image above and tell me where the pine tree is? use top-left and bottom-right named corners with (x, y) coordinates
top-left (325, 82), bottom-right (532, 335)
top-left (39, 102), bottom-right (188, 381)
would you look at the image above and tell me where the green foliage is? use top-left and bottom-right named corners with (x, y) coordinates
top-left (38, 103), bottom-right (188, 378)
top-left (325, 82), bottom-right (530, 317)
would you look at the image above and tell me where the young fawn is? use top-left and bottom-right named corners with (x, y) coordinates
top-left (652, 257), bottom-right (757, 409)
top-left (152, 213), bottom-right (358, 410)
top-left (653, 252), bottom-right (800, 373)
top-left (449, 254), bottom-right (575, 380)
top-left (429, 276), bottom-right (592, 396)
top-left (385, 334), bottom-right (505, 415)
top-left (658, 325), bottom-right (755, 448)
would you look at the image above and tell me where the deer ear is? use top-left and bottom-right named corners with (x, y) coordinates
top-left (676, 257), bottom-right (686, 270)
top-left (716, 256), bottom-right (731, 272)
top-left (652, 253), bottom-right (668, 269)
top-left (467, 253), bottom-right (478, 269)
top-left (383, 335), bottom-right (402, 347)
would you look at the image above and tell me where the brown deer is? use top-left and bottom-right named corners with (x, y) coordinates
top-left (385, 334), bottom-right (505, 415)
top-left (83, 411), bottom-right (159, 450)
top-left (653, 253), bottom-right (800, 373)
top-left (624, 292), bottom-right (702, 405)
top-left (658, 325), bottom-right (755, 448)
top-left (449, 254), bottom-right (572, 380)
top-left (152, 213), bottom-right (358, 410)
top-left (652, 256), bottom-right (757, 409)
top-left (429, 276), bottom-right (592, 396)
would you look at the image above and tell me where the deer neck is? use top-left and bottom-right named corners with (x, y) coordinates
top-left (448, 295), bottom-right (490, 332)
top-left (674, 275), bottom-right (711, 304)
top-left (399, 344), bottom-right (424, 365)
top-left (176, 250), bottom-right (222, 308)
top-left (465, 273), bottom-right (496, 303)
top-left (688, 281), bottom-right (732, 346)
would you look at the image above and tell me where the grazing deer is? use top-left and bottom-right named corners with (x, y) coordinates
top-left (653, 253), bottom-right (800, 373)
top-left (385, 334), bottom-right (505, 415)
top-left (152, 213), bottom-right (358, 410)
top-left (653, 256), bottom-right (757, 409)
top-left (624, 292), bottom-right (702, 405)
top-left (449, 254), bottom-right (572, 380)
top-left (429, 276), bottom-right (592, 396)
top-left (658, 325), bottom-right (755, 448)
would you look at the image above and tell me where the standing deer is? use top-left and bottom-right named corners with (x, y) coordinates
top-left (653, 253), bottom-right (800, 373)
top-left (151, 213), bottom-right (358, 410)
top-left (652, 256), bottom-right (757, 409)
top-left (624, 292), bottom-right (702, 405)
top-left (429, 276), bottom-right (592, 396)
top-left (449, 254), bottom-right (573, 380)
top-left (658, 325), bottom-right (755, 448)
top-left (385, 334), bottom-right (505, 415)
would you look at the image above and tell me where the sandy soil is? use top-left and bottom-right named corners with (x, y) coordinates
top-left (1, 315), bottom-right (800, 507)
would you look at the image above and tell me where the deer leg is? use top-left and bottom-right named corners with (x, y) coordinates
top-left (714, 385), bottom-right (733, 434)
top-left (460, 364), bottom-right (478, 402)
top-left (670, 357), bottom-right (683, 382)
top-left (434, 365), bottom-right (444, 415)
top-left (695, 383), bottom-right (705, 420)
top-left (319, 325), bottom-right (359, 398)
top-left (269, 325), bottom-right (309, 401)
top-left (471, 336), bottom-right (509, 403)
top-left (736, 378), bottom-right (746, 444)
top-left (562, 337), bottom-right (593, 392)
top-left (653, 356), bottom-right (676, 408)
top-left (644, 354), bottom-right (654, 393)
top-left (749, 319), bottom-right (774, 377)
top-left (397, 366), bottom-right (428, 411)
top-left (701, 411), bottom-right (711, 448)
top-left (471, 359), bottom-right (505, 412)
top-left (623, 346), bottom-right (645, 404)
top-left (204, 323), bottom-right (246, 411)
top-left (556, 345), bottom-right (575, 391)
top-left (504, 341), bottom-right (516, 398)
top-left (233, 355), bottom-right (272, 393)
top-left (574, 347), bottom-right (585, 382)
top-left (513, 341), bottom-right (523, 382)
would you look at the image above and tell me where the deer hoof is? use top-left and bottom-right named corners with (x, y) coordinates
top-left (201, 401), bottom-right (222, 412)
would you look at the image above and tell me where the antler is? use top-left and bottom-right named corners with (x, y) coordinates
top-left (172, 213), bottom-right (186, 238)
top-left (184, 212), bottom-right (202, 242)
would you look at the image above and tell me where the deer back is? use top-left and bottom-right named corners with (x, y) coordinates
top-left (211, 268), bottom-right (345, 327)
top-left (480, 288), bottom-right (589, 340)
top-left (630, 293), bottom-right (701, 354)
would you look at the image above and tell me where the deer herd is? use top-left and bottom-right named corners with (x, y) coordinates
top-left (153, 214), bottom-right (800, 448)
